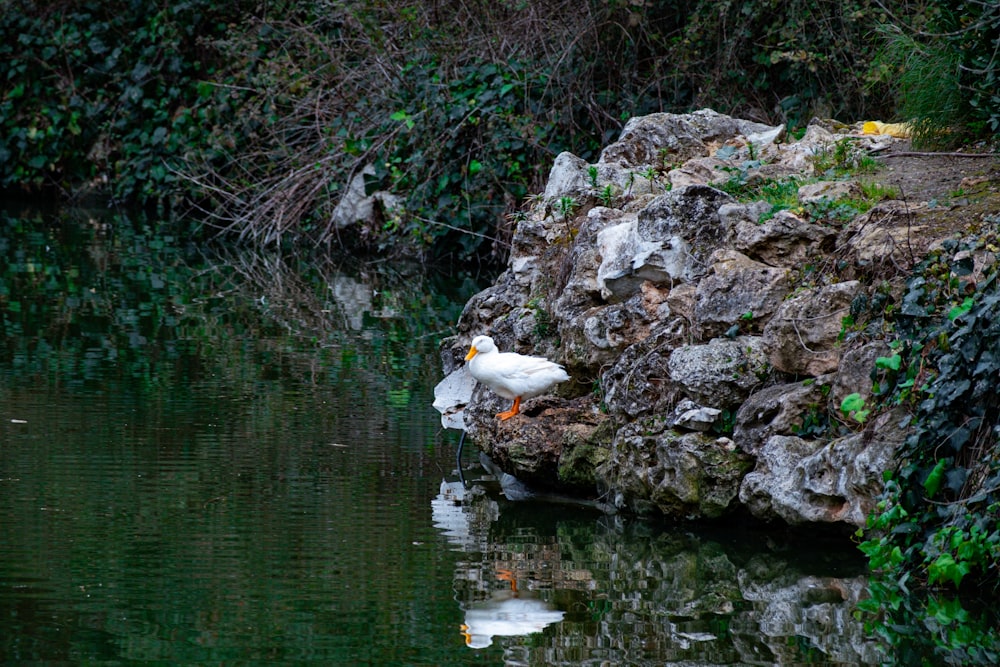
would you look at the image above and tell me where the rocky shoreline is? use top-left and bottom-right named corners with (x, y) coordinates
top-left (434, 109), bottom-right (998, 529)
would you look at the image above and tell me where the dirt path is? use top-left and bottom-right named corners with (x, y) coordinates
top-left (874, 143), bottom-right (1000, 204)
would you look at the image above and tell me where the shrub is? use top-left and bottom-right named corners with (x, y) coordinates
top-left (874, 0), bottom-right (1000, 145)
top-left (0, 0), bottom-right (246, 207)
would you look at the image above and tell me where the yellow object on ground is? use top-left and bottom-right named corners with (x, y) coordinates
top-left (862, 121), bottom-right (912, 138)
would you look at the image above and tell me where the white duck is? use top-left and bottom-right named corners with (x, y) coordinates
top-left (464, 335), bottom-right (570, 420)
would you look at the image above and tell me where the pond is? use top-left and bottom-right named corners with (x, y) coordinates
top-left (0, 203), bottom-right (885, 664)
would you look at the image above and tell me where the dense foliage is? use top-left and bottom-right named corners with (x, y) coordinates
top-left (0, 0), bottom-right (893, 260)
top-left (0, 0), bottom-right (249, 206)
top-left (876, 0), bottom-right (1000, 145)
top-left (0, 0), bottom-right (994, 261)
top-left (858, 232), bottom-right (1000, 664)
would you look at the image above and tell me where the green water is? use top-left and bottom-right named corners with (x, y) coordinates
top-left (0, 204), bottom-right (885, 664)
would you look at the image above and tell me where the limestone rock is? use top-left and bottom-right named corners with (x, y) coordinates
top-left (601, 322), bottom-right (687, 419)
top-left (739, 410), bottom-right (907, 526)
top-left (797, 180), bottom-right (862, 205)
top-left (557, 209), bottom-right (667, 370)
top-left (451, 278), bottom-right (529, 354)
top-left (465, 394), bottom-right (612, 495)
top-left (719, 200), bottom-right (772, 228)
top-left (734, 209), bottom-right (835, 267)
top-left (592, 161), bottom-right (658, 198)
top-left (600, 108), bottom-right (777, 169)
top-left (560, 294), bottom-right (655, 369)
top-left (756, 119), bottom-right (835, 173)
top-left (539, 151), bottom-right (663, 205)
top-left (831, 341), bottom-right (889, 411)
top-left (671, 399), bottom-right (722, 432)
top-left (739, 435), bottom-right (828, 523)
top-left (633, 185), bottom-right (737, 284)
top-left (668, 156), bottom-right (730, 189)
top-left (598, 416), bottom-right (753, 519)
top-left (553, 208), bottom-right (620, 334)
top-left (595, 214), bottom-right (644, 302)
top-left (542, 151), bottom-right (591, 201)
top-left (594, 185), bottom-right (737, 297)
top-left (693, 250), bottom-right (790, 338)
top-left (733, 377), bottom-right (834, 455)
top-left (840, 200), bottom-right (930, 272)
top-left (745, 123), bottom-right (786, 148)
top-left (665, 283), bottom-right (697, 322)
top-left (669, 336), bottom-right (769, 408)
top-left (762, 281), bottom-right (862, 376)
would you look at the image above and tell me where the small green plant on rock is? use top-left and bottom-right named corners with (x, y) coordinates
top-left (792, 403), bottom-right (830, 438)
top-left (555, 195), bottom-right (578, 240)
top-left (524, 296), bottom-right (557, 342)
top-left (810, 137), bottom-right (880, 176)
top-left (598, 183), bottom-right (617, 207)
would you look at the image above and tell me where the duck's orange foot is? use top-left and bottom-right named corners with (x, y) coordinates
top-left (496, 568), bottom-right (519, 593)
top-left (496, 396), bottom-right (522, 421)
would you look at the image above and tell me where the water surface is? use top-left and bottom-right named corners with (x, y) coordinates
top-left (0, 204), bottom-right (884, 664)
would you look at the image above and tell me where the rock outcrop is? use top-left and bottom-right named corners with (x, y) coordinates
top-left (433, 108), bottom-right (980, 529)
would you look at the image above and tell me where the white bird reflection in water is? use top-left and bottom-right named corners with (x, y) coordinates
top-left (431, 479), bottom-right (566, 650)
top-left (461, 594), bottom-right (565, 649)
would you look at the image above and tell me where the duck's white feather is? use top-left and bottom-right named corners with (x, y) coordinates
top-left (465, 335), bottom-right (569, 400)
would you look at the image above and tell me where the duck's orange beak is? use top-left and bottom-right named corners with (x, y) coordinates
top-left (464, 346), bottom-right (478, 362)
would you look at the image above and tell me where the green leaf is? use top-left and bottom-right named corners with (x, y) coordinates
top-left (890, 522), bottom-right (921, 534)
top-left (390, 110), bottom-right (414, 129)
top-left (924, 458), bottom-right (948, 498)
top-left (875, 354), bottom-right (902, 371)
top-left (840, 392), bottom-right (865, 416)
top-left (948, 296), bottom-right (975, 320)
top-left (715, 145), bottom-right (738, 159)
top-left (928, 553), bottom-right (971, 587)
top-left (944, 466), bottom-right (968, 494)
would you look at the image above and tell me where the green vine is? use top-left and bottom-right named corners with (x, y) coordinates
top-left (857, 235), bottom-right (1000, 664)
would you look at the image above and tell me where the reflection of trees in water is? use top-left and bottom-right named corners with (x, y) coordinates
top-left (203, 247), bottom-right (479, 433)
top-left (433, 481), bottom-right (884, 664)
top-left (0, 207), bottom-right (480, 398)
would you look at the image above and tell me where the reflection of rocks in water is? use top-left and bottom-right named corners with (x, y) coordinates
top-left (430, 480), bottom-right (496, 552)
top-left (734, 561), bottom-right (881, 665)
top-left (579, 526), bottom-right (881, 665)
top-left (326, 275), bottom-right (401, 331)
top-left (429, 482), bottom-right (883, 663)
